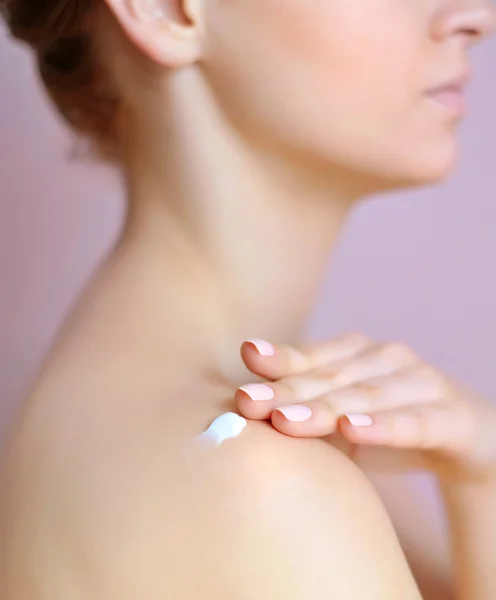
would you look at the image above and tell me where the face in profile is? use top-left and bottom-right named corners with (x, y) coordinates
top-left (194, 0), bottom-right (495, 192)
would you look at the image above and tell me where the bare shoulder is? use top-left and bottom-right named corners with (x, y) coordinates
top-left (1, 389), bottom-right (422, 600)
top-left (162, 414), bottom-right (423, 599)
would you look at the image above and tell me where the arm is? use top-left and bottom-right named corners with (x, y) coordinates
top-left (438, 470), bottom-right (496, 600)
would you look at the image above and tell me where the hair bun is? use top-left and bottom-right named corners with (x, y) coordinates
top-left (1, 0), bottom-right (120, 163)
top-left (42, 35), bottom-right (87, 76)
top-left (2, 0), bottom-right (88, 47)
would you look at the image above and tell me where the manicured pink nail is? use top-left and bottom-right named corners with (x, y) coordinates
top-left (345, 414), bottom-right (373, 427)
top-left (275, 405), bottom-right (312, 422)
top-left (239, 383), bottom-right (275, 401)
top-left (246, 339), bottom-right (275, 356)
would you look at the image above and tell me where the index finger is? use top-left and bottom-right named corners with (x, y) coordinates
top-left (241, 333), bottom-right (372, 381)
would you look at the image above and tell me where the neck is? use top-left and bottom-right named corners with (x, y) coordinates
top-left (115, 69), bottom-right (360, 389)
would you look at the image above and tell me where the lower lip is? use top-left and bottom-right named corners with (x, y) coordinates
top-left (426, 89), bottom-right (467, 116)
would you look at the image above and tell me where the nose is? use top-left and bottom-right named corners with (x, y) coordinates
top-left (432, 0), bottom-right (496, 46)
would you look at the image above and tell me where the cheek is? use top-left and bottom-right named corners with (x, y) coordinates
top-left (296, 7), bottom-right (423, 128)
top-left (206, 0), bottom-right (430, 172)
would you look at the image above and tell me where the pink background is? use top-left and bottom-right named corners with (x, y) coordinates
top-left (1, 26), bottom-right (495, 447)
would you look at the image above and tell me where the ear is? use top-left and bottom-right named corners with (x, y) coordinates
top-left (102, 0), bottom-right (203, 67)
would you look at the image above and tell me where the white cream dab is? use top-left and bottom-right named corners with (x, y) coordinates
top-left (197, 412), bottom-right (247, 446)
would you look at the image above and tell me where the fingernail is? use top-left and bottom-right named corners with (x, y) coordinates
top-left (345, 414), bottom-right (373, 427)
top-left (275, 405), bottom-right (312, 422)
top-left (246, 339), bottom-right (275, 356)
top-left (238, 383), bottom-right (275, 401)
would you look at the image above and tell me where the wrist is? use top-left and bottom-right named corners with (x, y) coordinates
top-left (429, 401), bottom-right (496, 484)
top-left (434, 458), bottom-right (496, 488)
top-left (425, 446), bottom-right (496, 486)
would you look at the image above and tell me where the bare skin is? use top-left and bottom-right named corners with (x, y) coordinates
top-left (236, 338), bottom-right (496, 598)
top-left (2, 0), bottom-right (496, 598)
top-left (0, 239), bottom-right (454, 599)
top-left (0, 255), bottom-right (423, 600)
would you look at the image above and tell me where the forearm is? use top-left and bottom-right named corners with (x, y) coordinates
top-left (439, 471), bottom-right (496, 600)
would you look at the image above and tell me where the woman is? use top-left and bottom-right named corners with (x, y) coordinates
top-left (1, 0), bottom-right (495, 598)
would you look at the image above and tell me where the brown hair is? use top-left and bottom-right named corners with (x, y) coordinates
top-left (0, 0), bottom-right (121, 162)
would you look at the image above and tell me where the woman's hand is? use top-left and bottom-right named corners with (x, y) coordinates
top-left (235, 334), bottom-right (496, 479)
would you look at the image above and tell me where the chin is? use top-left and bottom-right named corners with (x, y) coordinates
top-left (411, 146), bottom-right (460, 186)
top-left (376, 140), bottom-right (460, 192)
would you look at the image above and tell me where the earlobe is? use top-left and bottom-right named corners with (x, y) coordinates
top-left (103, 0), bottom-right (202, 67)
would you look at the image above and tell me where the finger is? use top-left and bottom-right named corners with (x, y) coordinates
top-left (246, 367), bottom-right (445, 437)
top-left (236, 378), bottom-right (315, 421)
top-left (271, 399), bottom-right (341, 437)
top-left (236, 371), bottom-right (371, 422)
top-left (316, 366), bottom-right (446, 415)
top-left (338, 402), bottom-right (472, 453)
top-left (278, 343), bottom-right (421, 400)
top-left (236, 345), bottom-right (424, 421)
top-left (235, 376), bottom-right (358, 423)
top-left (240, 332), bottom-right (372, 381)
